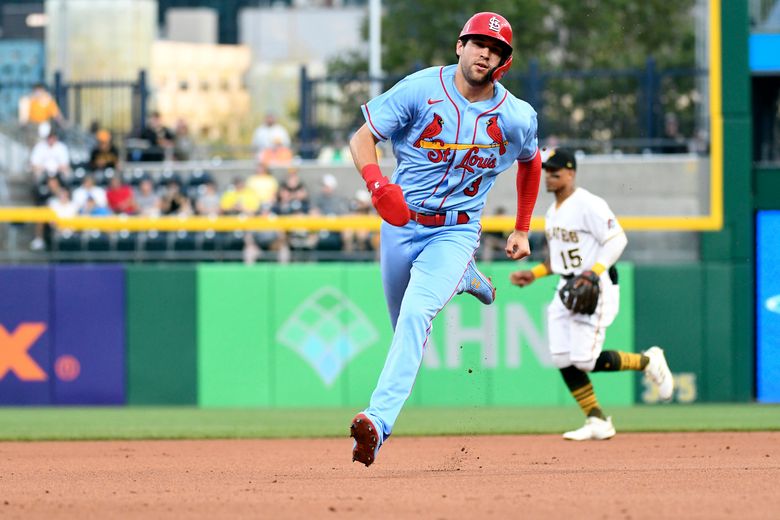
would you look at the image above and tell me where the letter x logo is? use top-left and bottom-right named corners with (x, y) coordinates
top-left (0, 323), bottom-right (48, 381)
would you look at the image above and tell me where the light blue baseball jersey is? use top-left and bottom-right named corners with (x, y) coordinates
top-left (356, 65), bottom-right (540, 444)
top-left (362, 64), bottom-right (538, 217)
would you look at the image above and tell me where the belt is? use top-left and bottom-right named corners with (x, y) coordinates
top-left (408, 210), bottom-right (470, 227)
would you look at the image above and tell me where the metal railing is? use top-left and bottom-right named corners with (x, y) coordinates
top-left (299, 59), bottom-right (708, 159)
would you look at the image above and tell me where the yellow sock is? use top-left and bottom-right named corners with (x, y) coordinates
top-left (571, 383), bottom-right (604, 418)
top-left (618, 352), bottom-right (649, 371)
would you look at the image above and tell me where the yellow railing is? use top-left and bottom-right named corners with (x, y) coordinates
top-left (0, 207), bottom-right (723, 232)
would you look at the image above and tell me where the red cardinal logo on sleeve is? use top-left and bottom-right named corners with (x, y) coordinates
top-left (414, 113), bottom-right (443, 148)
top-left (486, 116), bottom-right (506, 155)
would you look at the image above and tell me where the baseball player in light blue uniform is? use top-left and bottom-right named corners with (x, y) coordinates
top-left (348, 12), bottom-right (543, 466)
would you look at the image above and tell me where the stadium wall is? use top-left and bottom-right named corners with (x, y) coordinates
top-left (0, 262), bottom-right (752, 406)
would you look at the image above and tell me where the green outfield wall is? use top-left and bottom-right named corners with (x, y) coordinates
top-left (119, 262), bottom-right (752, 406)
top-left (126, 266), bottom-right (198, 404)
top-left (194, 263), bottom-right (634, 408)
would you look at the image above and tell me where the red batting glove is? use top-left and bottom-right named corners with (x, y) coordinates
top-left (361, 164), bottom-right (410, 227)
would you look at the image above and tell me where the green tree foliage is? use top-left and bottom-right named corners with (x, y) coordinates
top-left (321, 0), bottom-right (698, 149)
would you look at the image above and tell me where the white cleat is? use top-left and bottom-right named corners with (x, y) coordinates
top-left (644, 346), bottom-right (674, 401)
top-left (563, 416), bottom-right (616, 441)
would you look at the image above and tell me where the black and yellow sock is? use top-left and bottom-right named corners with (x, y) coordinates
top-left (559, 366), bottom-right (605, 419)
top-left (592, 350), bottom-right (649, 372)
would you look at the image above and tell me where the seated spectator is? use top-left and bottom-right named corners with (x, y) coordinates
top-left (252, 112), bottom-right (291, 156)
top-left (257, 137), bottom-right (294, 168)
top-left (135, 177), bottom-right (161, 216)
top-left (160, 180), bottom-right (192, 216)
top-left (659, 112), bottom-right (689, 154)
top-left (311, 174), bottom-right (350, 252)
top-left (89, 129), bottom-right (121, 171)
top-left (311, 174), bottom-right (350, 216)
top-left (48, 187), bottom-right (78, 219)
top-left (247, 163), bottom-right (279, 208)
top-left (220, 177), bottom-right (261, 215)
top-left (18, 83), bottom-right (66, 139)
top-left (195, 180), bottom-right (221, 216)
top-left (30, 129), bottom-right (70, 183)
top-left (80, 196), bottom-right (112, 216)
top-left (106, 175), bottom-right (137, 215)
top-left (72, 174), bottom-right (108, 214)
top-left (139, 111), bottom-right (175, 161)
top-left (30, 176), bottom-right (66, 251)
top-left (276, 163), bottom-right (310, 215)
top-left (173, 118), bottom-right (195, 161)
top-left (344, 189), bottom-right (377, 253)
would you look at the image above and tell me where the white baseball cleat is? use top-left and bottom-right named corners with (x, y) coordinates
top-left (457, 260), bottom-right (495, 305)
top-left (563, 416), bottom-right (616, 441)
top-left (643, 346), bottom-right (674, 401)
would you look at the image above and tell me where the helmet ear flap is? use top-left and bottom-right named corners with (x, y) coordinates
top-left (491, 54), bottom-right (513, 82)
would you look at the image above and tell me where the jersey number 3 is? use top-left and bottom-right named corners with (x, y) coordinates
top-left (463, 177), bottom-right (482, 197)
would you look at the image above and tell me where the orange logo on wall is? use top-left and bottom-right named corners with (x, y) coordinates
top-left (0, 323), bottom-right (48, 381)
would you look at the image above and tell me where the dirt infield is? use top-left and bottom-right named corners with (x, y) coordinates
top-left (1, 432), bottom-right (778, 519)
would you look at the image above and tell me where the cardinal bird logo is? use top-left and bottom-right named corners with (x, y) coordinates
top-left (414, 113), bottom-right (444, 148)
top-left (486, 116), bottom-right (506, 155)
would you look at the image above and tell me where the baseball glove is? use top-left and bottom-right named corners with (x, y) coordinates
top-left (559, 271), bottom-right (601, 315)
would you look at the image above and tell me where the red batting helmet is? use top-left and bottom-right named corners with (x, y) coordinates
top-left (458, 12), bottom-right (514, 81)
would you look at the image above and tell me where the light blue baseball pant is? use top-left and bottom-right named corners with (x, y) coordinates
top-left (362, 218), bottom-right (482, 440)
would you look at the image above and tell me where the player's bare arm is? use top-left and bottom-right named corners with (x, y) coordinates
top-left (349, 123), bottom-right (410, 227)
top-left (510, 257), bottom-right (551, 287)
top-left (349, 123), bottom-right (380, 171)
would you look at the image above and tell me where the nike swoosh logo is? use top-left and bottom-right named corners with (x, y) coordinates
top-left (427, 99), bottom-right (443, 105)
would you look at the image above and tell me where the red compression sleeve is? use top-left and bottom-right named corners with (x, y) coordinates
top-left (360, 164), bottom-right (383, 186)
top-left (515, 149), bottom-right (542, 231)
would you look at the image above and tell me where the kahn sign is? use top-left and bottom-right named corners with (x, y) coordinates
top-left (0, 323), bottom-right (48, 381)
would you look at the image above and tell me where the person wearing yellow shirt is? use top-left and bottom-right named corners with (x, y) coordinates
top-left (19, 84), bottom-right (65, 126)
top-left (220, 177), bottom-right (261, 215)
top-left (246, 163), bottom-right (279, 208)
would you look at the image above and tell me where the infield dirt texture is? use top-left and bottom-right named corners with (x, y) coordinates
top-left (2, 432), bottom-right (779, 519)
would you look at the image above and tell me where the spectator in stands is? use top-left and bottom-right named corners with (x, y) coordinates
top-left (72, 174), bottom-right (108, 213)
top-left (160, 180), bottom-right (192, 216)
top-left (252, 112), bottom-right (290, 156)
top-left (18, 83), bottom-right (65, 129)
top-left (274, 163), bottom-right (313, 252)
top-left (106, 175), bottom-right (137, 215)
top-left (659, 112), bottom-right (689, 154)
top-left (173, 119), bottom-right (195, 161)
top-left (276, 162), bottom-right (310, 215)
top-left (247, 162), bottom-right (279, 208)
top-left (80, 196), bottom-right (112, 216)
top-left (220, 177), bottom-right (261, 215)
top-left (48, 186), bottom-right (77, 219)
top-left (89, 129), bottom-right (121, 171)
top-left (195, 180), bottom-right (221, 216)
top-left (344, 189), bottom-right (377, 254)
top-left (311, 174), bottom-right (350, 216)
top-left (311, 174), bottom-right (350, 252)
top-left (30, 129), bottom-right (71, 183)
top-left (30, 176), bottom-right (66, 251)
top-left (135, 177), bottom-right (162, 217)
top-left (258, 137), bottom-right (294, 168)
top-left (140, 111), bottom-right (175, 161)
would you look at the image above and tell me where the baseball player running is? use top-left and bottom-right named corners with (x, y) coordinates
top-left (510, 148), bottom-right (674, 440)
top-left (348, 12), bottom-right (541, 466)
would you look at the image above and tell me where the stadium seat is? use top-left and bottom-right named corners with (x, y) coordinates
top-left (84, 230), bottom-right (111, 252)
top-left (115, 230), bottom-right (138, 252)
top-left (52, 230), bottom-right (82, 252)
top-left (172, 230), bottom-right (197, 251)
top-left (140, 230), bottom-right (169, 252)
